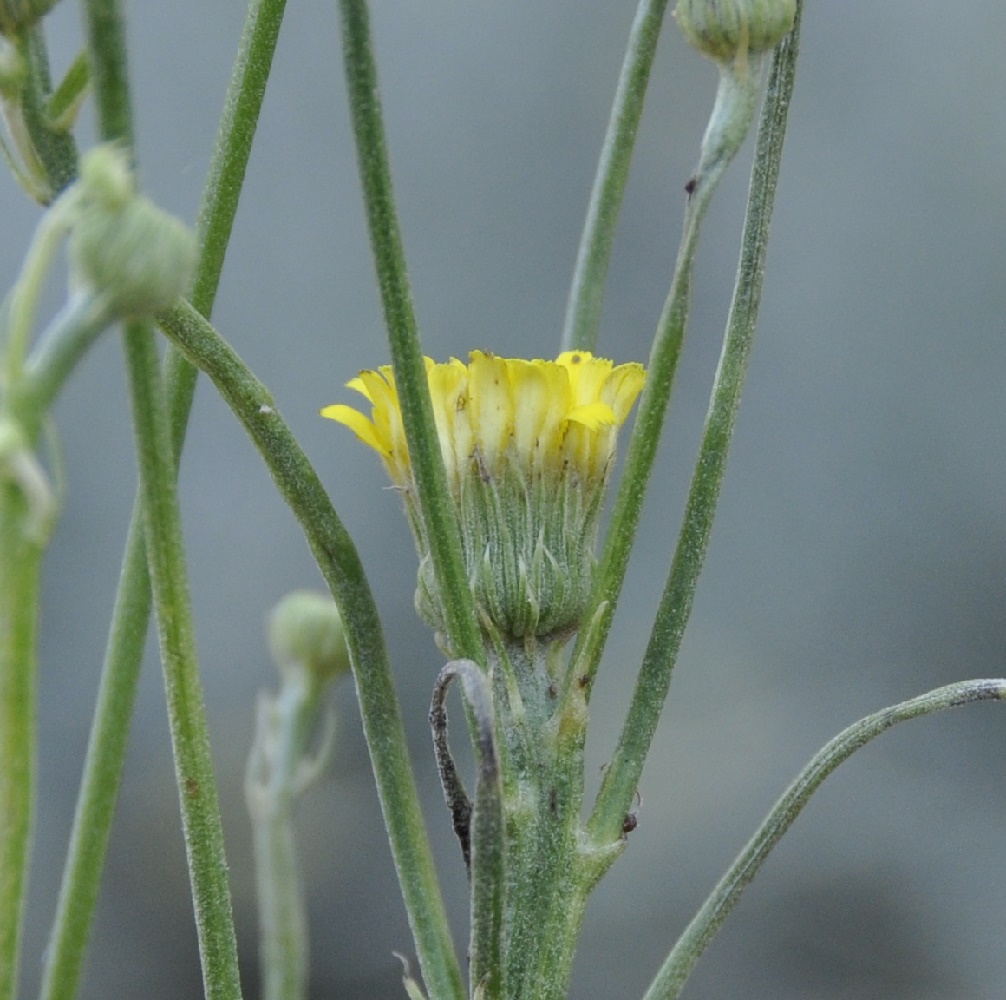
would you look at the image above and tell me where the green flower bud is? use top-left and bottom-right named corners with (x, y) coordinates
top-left (68, 146), bottom-right (196, 317)
top-left (268, 590), bottom-right (350, 687)
top-left (675, 0), bottom-right (795, 64)
top-left (77, 143), bottom-right (134, 209)
top-left (0, 0), bottom-right (59, 36)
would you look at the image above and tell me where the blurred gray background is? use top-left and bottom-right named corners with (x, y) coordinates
top-left (3, 1), bottom-right (1005, 997)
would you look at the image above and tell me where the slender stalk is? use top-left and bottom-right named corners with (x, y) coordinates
top-left (189, 0), bottom-right (290, 318)
top-left (642, 678), bottom-right (1006, 1000)
top-left (81, 0), bottom-right (133, 145)
top-left (434, 662), bottom-right (503, 999)
top-left (246, 675), bottom-right (330, 1000)
top-left (337, 0), bottom-right (482, 664)
top-left (20, 293), bottom-right (113, 413)
top-left (0, 42), bottom-right (77, 992)
top-left (122, 320), bottom-right (243, 1000)
top-left (37, 512), bottom-right (150, 1000)
top-left (45, 51), bottom-right (90, 131)
top-left (564, 36), bottom-right (775, 701)
top-left (39, 2), bottom-right (291, 996)
top-left (0, 483), bottom-right (43, 1000)
top-left (82, 1), bottom-right (241, 996)
top-left (158, 299), bottom-right (467, 1000)
top-left (561, 0), bottom-right (670, 354)
top-left (588, 12), bottom-right (802, 846)
top-left (15, 25), bottom-right (79, 198)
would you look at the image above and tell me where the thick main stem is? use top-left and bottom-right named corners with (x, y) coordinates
top-left (487, 639), bottom-right (591, 1000)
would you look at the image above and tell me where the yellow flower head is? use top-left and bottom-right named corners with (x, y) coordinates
top-left (322, 351), bottom-right (645, 641)
top-left (322, 351), bottom-right (644, 489)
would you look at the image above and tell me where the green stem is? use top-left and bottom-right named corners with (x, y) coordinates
top-left (82, 1), bottom-right (242, 996)
top-left (122, 320), bottom-right (243, 1000)
top-left (588, 14), bottom-right (802, 847)
top-left (3, 182), bottom-right (78, 386)
top-left (15, 25), bottom-right (79, 198)
top-left (246, 674), bottom-right (329, 1000)
top-left (37, 512), bottom-right (150, 1000)
top-left (45, 50), bottom-right (90, 131)
top-left (158, 299), bottom-right (466, 1000)
top-left (337, 0), bottom-right (482, 664)
top-left (189, 0), bottom-right (290, 317)
top-left (20, 293), bottom-right (113, 412)
top-left (563, 124), bottom-right (719, 697)
top-left (0, 482), bottom-right (43, 1000)
top-left (561, 0), bottom-right (670, 354)
top-left (487, 639), bottom-right (590, 1000)
top-left (642, 678), bottom-right (1006, 1000)
top-left (565, 39), bottom-right (774, 701)
top-left (82, 0), bottom-right (133, 145)
top-left (434, 661), bottom-right (503, 999)
top-left (39, 1), bottom-right (291, 996)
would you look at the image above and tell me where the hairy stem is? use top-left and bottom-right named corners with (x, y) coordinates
top-left (39, 1), bottom-right (291, 996)
top-left (588, 11), bottom-right (802, 847)
top-left (643, 678), bottom-right (1006, 1000)
top-left (337, 0), bottom-right (482, 663)
top-left (81, 1), bottom-right (242, 996)
top-left (158, 299), bottom-right (466, 1000)
top-left (561, 0), bottom-right (670, 354)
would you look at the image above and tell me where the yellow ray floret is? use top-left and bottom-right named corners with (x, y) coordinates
top-left (321, 351), bottom-right (645, 488)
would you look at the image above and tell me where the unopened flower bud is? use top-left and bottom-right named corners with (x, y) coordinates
top-left (68, 145), bottom-right (195, 317)
top-left (268, 590), bottom-right (350, 687)
top-left (77, 143), bottom-right (134, 208)
top-left (675, 0), bottom-right (795, 64)
top-left (0, 0), bottom-right (59, 36)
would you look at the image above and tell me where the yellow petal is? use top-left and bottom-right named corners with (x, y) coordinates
top-left (320, 403), bottom-right (388, 455)
top-left (508, 359), bottom-right (550, 458)
top-left (566, 401), bottom-right (615, 430)
top-left (428, 359), bottom-right (468, 479)
top-left (346, 375), bottom-right (370, 399)
top-left (467, 351), bottom-right (513, 471)
top-left (603, 363), bottom-right (646, 424)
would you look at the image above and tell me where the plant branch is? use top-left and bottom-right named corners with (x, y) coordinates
top-left (80, 1), bottom-right (242, 997)
top-left (564, 37), bottom-right (780, 701)
top-left (39, 2), bottom-right (291, 996)
top-left (337, 0), bottom-right (482, 663)
top-left (158, 299), bottom-right (466, 1000)
top-left (434, 661), bottom-right (504, 1000)
top-left (642, 678), bottom-right (1006, 1000)
top-left (0, 483), bottom-right (43, 1000)
top-left (561, 0), bottom-right (670, 354)
top-left (587, 9), bottom-right (802, 846)
top-left (15, 25), bottom-right (78, 198)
